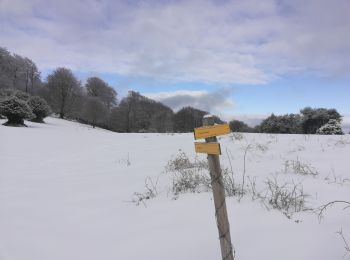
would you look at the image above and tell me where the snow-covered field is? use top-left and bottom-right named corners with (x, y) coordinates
top-left (1, 117), bottom-right (349, 260)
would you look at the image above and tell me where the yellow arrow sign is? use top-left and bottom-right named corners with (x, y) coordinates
top-left (194, 124), bottom-right (231, 140)
top-left (194, 142), bottom-right (221, 155)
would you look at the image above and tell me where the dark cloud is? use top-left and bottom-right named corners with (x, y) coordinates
top-left (146, 89), bottom-right (234, 114)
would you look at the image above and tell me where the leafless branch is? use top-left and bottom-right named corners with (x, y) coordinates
top-left (316, 200), bottom-right (350, 221)
top-left (336, 229), bottom-right (350, 257)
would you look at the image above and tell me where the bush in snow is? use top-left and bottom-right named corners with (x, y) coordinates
top-left (28, 96), bottom-right (51, 123)
top-left (165, 152), bottom-right (211, 195)
top-left (264, 177), bottom-right (309, 215)
top-left (131, 176), bottom-right (159, 206)
top-left (0, 97), bottom-right (34, 126)
top-left (284, 159), bottom-right (319, 176)
top-left (14, 90), bottom-right (31, 101)
top-left (165, 151), bottom-right (244, 198)
top-left (316, 119), bottom-right (344, 135)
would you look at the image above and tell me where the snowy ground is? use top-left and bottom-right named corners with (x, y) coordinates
top-left (1, 117), bottom-right (349, 260)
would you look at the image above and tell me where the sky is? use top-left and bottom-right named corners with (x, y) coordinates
top-left (1, 0), bottom-right (349, 128)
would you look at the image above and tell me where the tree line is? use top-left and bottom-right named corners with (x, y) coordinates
top-left (0, 47), bottom-right (344, 134)
top-left (229, 109), bottom-right (344, 135)
top-left (0, 47), bottom-right (220, 131)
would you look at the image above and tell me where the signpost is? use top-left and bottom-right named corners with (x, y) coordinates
top-left (194, 142), bottom-right (221, 155)
top-left (194, 123), bottom-right (231, 140)
top-left (194, 116), bottom-right (234, 260)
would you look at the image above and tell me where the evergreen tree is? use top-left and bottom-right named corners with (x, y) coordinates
top-left (258, 114), bottom-right (302, 134)
top-left (316, 119), bottom-right (344, 135)
top-left (28, 96), bottom-right (51, 123)
top-left (0, 97), bottom-right (34, 126)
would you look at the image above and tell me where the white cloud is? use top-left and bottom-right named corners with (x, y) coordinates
top-left (1, 0), bottom-right (350, 83)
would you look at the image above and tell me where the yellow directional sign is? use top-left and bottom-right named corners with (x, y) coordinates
top-left (194, 124), bottom-right (231, 140)
top-left (194, 142), bottom-right (221, 155)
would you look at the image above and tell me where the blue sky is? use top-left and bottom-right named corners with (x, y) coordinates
top-left (1, 0), bottom-right (349, 127)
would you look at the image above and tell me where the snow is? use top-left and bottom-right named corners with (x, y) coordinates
top-left (1, 118), bottom-right (349, 260)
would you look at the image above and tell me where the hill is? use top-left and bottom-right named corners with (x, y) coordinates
top-left (0, 117), bottom-right (350, 260)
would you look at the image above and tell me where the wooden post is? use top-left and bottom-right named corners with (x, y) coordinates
top-left (203, 115), bottom-right (234, 260)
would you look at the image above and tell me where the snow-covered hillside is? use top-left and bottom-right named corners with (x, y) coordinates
top-left (1, 118), bottom-right (349, 260)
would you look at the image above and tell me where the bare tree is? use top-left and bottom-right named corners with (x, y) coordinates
top-left (0, 47), bottom-right (13, 89)
top-left (23, 58), bottom-right (40, 93)
top-left (81, 97), bottom-right (108, 127)
top-left (85, 77), bottom-right (117, 110)
top-left (173, 106), bottom-right (208, 132)
top-left (46, 67), bottom-right (81, 119)
top-left (109, 91), bottom-right (173, 132)
top-left (0, 47), bottom-right (41, 91)
top-left (150, 110), bottom-right (173, 133)
top-left (10, 54), bottom-right (23, 90)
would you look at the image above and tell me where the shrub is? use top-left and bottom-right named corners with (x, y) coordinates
top-left (0, 97), bottom-right (34, 126)
top-left (264, 178), bottom-right (309, 214)
top-left (131, 176), bottom-right (159, 207)
top-left (165, 152), bottom-right (210, 195)
top-left (165, 152), bottom-right (244, 197)
top-left (284, 159), bottom-right (319, 176)
top-left (316, 119), bottom-right (344, 135)
top-left (28, 96), bottom-right (51, 123)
